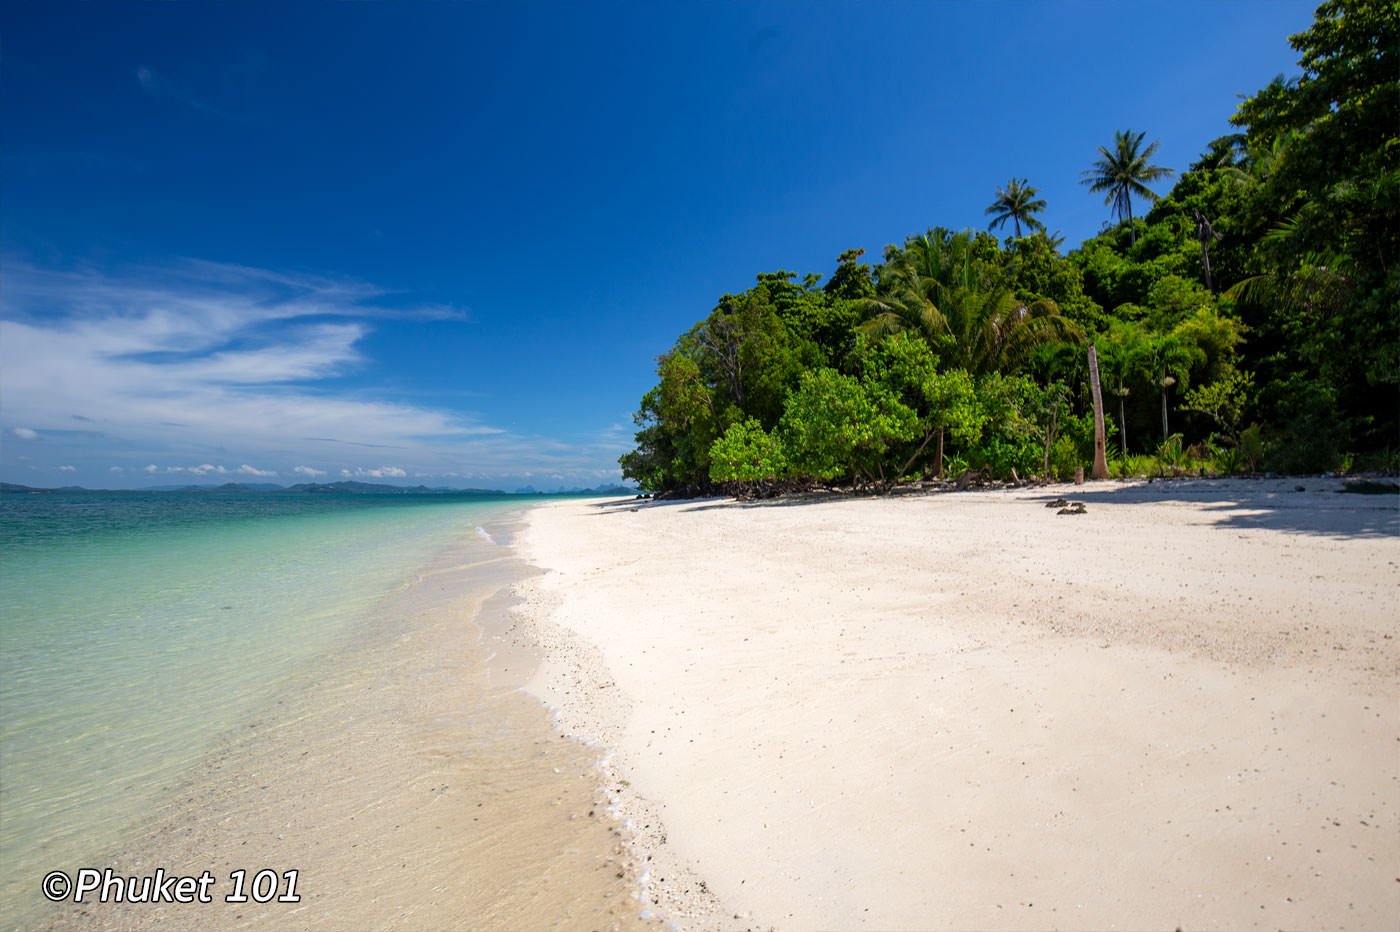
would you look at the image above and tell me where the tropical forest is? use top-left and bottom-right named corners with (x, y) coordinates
top-left (619, 0), bottom-right (1398, 496)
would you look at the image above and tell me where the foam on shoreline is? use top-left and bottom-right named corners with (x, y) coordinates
top-left (37, 510), bottom-right (657, 931)
top-left (510, 480), bottom-right (1399, 930)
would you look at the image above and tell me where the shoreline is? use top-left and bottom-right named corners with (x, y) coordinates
top-left (34, 508), bottom-right (655, 931)
top-left (511, 478), bottom-right (1399, 929)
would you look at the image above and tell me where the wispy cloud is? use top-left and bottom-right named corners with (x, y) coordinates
top-left (0, 257), bottom-right (621, 486)
top-left (2, 259), bottom-right (472, 461)
top-left (341, 466), bottom-right (407, 479)
top-left (136, 65), bottom-right (239, 121)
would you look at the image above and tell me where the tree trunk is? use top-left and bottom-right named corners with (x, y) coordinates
top-left (1161, 381), bottom-right (1170, 442)
top-left (1088, 344), bottom-right (1109, 479)
top-left (1042, 407), bottom-right (1060, 476)
top-left (935, 428), bottom-right (945, 480)
top-left (1117, 380), bottom-right (1129, 454)
top-left (1201, 242), bottom-right (1214, 292)
top-left (898, 428), bottom-right (938, 479)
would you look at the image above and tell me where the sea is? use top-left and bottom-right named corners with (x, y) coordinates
top-left (0, 490), bottom-right (649, 930)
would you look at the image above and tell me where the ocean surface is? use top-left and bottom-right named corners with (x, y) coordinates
top-left (0, 489), bottom-right (543, 924)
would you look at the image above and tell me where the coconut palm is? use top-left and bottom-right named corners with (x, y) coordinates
top-left (1136, 332), bottom-right (1205, 442)
top-left (985, 178), bottom-right (1047, 240)
top-left (1081, 129), bottom-right (1174, 245)
top-left (858, 230), bottom-right (1081, 375)
top-left (857, 230), bottom-right (977, 353)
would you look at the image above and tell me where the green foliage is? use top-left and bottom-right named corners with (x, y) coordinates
top-left (1113, 453), bottom-right (1163, 478)
top-left (1081, 129), bottom-right (1175, 245)
top-left (708, 419), bottom-right (787, 483)
top-left (1261, 375), bottom-right (1344, 473)
top-left (1226, 0), bottom-right (1399, 453)
top-left (1207, 441), bottom-right (1247, 476)
top-left (1156, 434), bottom-right (1192, 474)
top-left (1144, 275), bottom-right (1213, 331)
top-left (985, 178), bottom-right (1048, 240)
top-left (965, 373), bottom-right (1065, 479)
top-left (1238, 423), bottom-right (1267, 473)
top-left (1183, 370), bottom-right (1254, 445)
top-left (1002, 232), bottom-right (1105, 332)
top-left (622, 3), bottom-right (1397, 492)
top-left (689, 282), bottom-right (811, 427)
top-left (861, 229), bottom-right (1082, 376)
top-left (851, 333), bottom-right (987, 478)
top-left (620, 387), bottom-right (695, 492)
top-left (778, 368), bottom-right (918, 484)
top-left (824, 248), bottom-right (877, 301)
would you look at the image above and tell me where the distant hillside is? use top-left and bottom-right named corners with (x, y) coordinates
top-left (284, 481), bottom-right (507, 495)
top-left (142, 482), bottom-right (287, 492)
top-left (3, 480), bottom-right (636, 496)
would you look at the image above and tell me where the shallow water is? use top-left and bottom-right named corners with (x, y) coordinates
top-left (1, 492), bottom-right (650, 929)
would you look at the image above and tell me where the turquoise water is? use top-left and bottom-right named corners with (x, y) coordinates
top-left (0, 490), bottom-right (526, 914)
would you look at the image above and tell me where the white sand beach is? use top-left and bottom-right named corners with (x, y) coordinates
top-left (506, 479), bottom-right (1399, 930)
top-left (38, 519), bottom-right (656, 932)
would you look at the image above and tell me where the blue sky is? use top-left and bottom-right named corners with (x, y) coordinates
top-left (1, 0), bottom-right (1317, 490)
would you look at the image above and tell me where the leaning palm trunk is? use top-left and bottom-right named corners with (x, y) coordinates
top-left (1160, 373), bottom-right (1176, 442)
top-left (1119, 390), bottom-right (1129, 454)
top-left (1088, 344), bottom-right (1109, 479)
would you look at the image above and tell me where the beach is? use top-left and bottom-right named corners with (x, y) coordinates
top-left (506, 478), bottom-right (1400, 930)
top-left (16, 501), bottom-right (656, 932)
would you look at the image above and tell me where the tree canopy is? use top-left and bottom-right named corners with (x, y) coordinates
top-left (622, 0), bottom-right (1398, 495)
top-left (985, 178), bottom-right (1048, 240)
top-left (1081, 130), bottom-right (1175, 246)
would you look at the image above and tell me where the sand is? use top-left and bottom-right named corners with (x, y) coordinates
top-left (506, 478), bottom-right (1400, 931)
top-left (38, 513), bottom-right (657, 932)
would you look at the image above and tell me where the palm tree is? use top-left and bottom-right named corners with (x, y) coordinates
top-left (1193, 209), bottom-right (1222, 292)
top-left (1137, 332), bottom-right (1204, 442)
top-left (858, 230), bottom-right (1081, 375)
top-left (1081, 130), bottom-right (1174, 245)
top-left (985, 178), bottom-right (1047, 240)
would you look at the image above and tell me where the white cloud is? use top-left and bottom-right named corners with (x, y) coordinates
top-left (188, 464), bottom-right (226, 476)
top-left (57, 465), bottom-right (77, 472)
top-left (0, 260), bottom-right (488, 469)
top-left (0, 257), bottom-right (620, 486)
top-left (341, 465), bottom-right (408, 479)
top-left (110, 466), bottom-right (124, 473)
top-left (237, 464), bottom-right (277, 477)
top-left (293, 465), bottom-right (326, 477)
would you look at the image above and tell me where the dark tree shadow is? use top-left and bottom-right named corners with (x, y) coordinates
top-left (1025, 479), bottom-right (1398, 540)
top-left (591, 479), bottom-right (1399, 540)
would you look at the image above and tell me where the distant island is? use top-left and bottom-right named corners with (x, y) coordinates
top-left (0, 481), bottom-right (637, 497)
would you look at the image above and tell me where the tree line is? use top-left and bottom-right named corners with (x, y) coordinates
top-left (621, 0), bottom-right (1397, 495)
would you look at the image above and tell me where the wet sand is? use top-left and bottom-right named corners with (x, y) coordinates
top-left (511, 479), bottom-right (1400, 930)
top-left (37, 513), bottom-right (655, 932)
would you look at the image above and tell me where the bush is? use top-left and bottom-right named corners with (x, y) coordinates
top-left (709, 419), bottom-right (787, 483)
